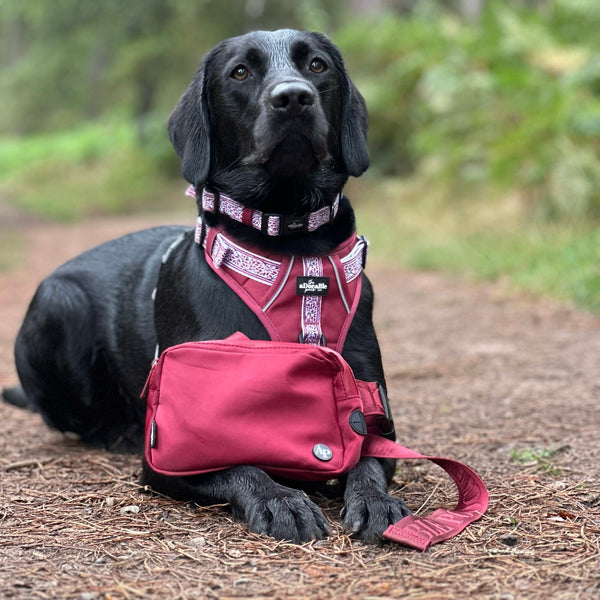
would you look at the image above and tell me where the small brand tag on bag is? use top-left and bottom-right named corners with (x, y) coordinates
top-left (313, 444), bottom-right (333, 461)
top-left (296, 276), bottom-right (330, 296)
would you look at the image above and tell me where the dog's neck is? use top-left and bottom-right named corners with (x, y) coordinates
top-left (206, 164), bottom-right (348, 212)
top-left (195, 170), bottom-right (356, 255)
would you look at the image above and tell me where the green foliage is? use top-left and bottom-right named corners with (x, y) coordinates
top-left (0, 0), bottom-right (343, 135)
top-left (0, 119), bottom-right (180, 220)
top-left (510, 447), bottom-right (562, 476)
top-left (0, 121), bottom-right (135, 175)
top-left (352, 177), bottom-right (600, 312)
top-left (337, 1), bottom-right (600, 221)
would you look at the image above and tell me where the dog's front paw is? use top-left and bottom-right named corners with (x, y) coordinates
top-left (342, 491), bottom-right (410, 544)
top-left (237, 487), bottom-right (330, 543)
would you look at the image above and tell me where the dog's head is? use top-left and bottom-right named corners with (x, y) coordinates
top-left (168, 29), bottom-right (368, 210)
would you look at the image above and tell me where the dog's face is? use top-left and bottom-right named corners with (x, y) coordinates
top-left (168, 30), bottom-right (368, 209)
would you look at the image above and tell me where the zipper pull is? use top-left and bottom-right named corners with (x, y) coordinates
top-left (140, 357), bottom-right (159, 399)
top-left (149, 420), bottom-right (158, 448)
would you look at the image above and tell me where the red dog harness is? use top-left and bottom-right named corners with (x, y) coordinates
top-left (198, 221), bottom-right (366, 352)
top-left (188, 185), bottom-right (363, 352)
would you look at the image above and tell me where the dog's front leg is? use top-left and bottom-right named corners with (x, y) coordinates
top-left (141, 460), bottom-right (330, 543)
top-left (342, 457), bottom-right (410, 544)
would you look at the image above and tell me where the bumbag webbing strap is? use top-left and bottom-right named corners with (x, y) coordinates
top-left (361, 434), bottom-right (489, 551)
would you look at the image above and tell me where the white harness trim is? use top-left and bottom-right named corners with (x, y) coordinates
top-left (196, 216), bottom-right (367, 288)
top-left (211, 232), bottom-right (280, 285)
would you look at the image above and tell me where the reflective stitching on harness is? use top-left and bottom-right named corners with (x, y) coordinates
top-left (263, 257), bottom-right (295, 312)
top-left (328, 255), bottom-right (350, 314)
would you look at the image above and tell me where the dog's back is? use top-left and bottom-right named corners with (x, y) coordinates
top-left (5, 225), bottom-right (187, 451)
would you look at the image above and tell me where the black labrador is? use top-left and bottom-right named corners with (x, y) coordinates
top-left (3, 29), bottom-right (409, 543)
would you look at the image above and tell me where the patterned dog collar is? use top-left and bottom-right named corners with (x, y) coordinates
top-left (185, 186), bottom-right (341, 237)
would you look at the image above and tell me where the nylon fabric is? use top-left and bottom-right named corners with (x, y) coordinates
top-left (144, 333), bottom-right (365, 480)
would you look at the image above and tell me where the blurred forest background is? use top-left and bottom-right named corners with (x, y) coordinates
top-left (1, 0), bottom-right (599, 309)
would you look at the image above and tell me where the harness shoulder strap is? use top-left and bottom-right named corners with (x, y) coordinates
top-left (203, 225), bottom-right (284, 340)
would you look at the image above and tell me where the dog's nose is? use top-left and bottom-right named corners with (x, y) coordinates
top-left (270, 81), bottom-right (315, 113)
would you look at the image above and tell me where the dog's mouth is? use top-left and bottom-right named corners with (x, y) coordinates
top-left (247, 131), bottom-right (330, 176)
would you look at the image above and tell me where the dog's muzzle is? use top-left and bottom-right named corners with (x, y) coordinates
top-left (250, 78), bottom-right (330, 167)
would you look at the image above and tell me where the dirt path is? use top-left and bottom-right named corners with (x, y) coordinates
top-left (0, 214), bottom-right (599, 599)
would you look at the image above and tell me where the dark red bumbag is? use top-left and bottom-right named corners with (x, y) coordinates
top-left (142, 332), bottom-right (488, 550)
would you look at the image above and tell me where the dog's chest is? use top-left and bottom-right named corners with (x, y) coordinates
top-left (202, 226), bottom-right (367, 352)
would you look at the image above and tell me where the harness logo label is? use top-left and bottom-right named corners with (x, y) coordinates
top-left (296, 276), bottom-right (330, 296)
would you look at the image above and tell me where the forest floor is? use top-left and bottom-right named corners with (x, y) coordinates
top-left (0, 211), bottom-right (598, 599)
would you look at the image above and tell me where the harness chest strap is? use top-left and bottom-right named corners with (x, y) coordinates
top-left (198, 219), bottom-right (367, 353)
top-left (357, 383), bottom-right (489, 551)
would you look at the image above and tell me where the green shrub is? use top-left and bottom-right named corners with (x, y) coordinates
top-left (0, 118), bottom-right (180, 220)
top-left (337, 1), bottom-right (600, 222)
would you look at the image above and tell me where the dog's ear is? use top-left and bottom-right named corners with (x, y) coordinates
top-left (168, 54), bottom-right (212, 187)
top-left (314, 33), bottom-right (369, 177)
top-left (340, 77), bottom-right (369, 177)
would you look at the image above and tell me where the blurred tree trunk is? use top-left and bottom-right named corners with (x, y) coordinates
top-left (87, 46), bottom-right (108, 119)
top-left (458, 0), bottom-right (484, 21)
top-left (1, 11), bottom-right (26, 66)
top-left (348, 0), bottom-right (419, 16)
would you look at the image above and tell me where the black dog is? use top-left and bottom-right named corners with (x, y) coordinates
top-left (3, 30), bottom-right (409, 543)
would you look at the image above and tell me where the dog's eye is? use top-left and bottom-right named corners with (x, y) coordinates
top-left (309, 59), bottom-right (326, 74)
top-left (231, 65), bottom-right (249, 81)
